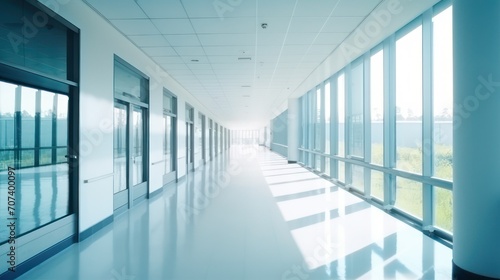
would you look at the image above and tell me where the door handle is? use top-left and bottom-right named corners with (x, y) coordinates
top-left (65, 155), bottom-right (78, 160)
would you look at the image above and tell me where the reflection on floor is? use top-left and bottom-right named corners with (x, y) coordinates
top-left (0, 164), bottom-right (69, 242)
top-left (18, 146), bottom-right (451, 279)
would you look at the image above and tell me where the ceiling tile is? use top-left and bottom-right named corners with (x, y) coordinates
top-left (289, 17), bottom-right (328, 33)
top-left (256, 17), bottom-right (291, 34)
top-left (208, 56), bottom-right (254, 64)
top-left (332, 0), bottom-right (382, 17)
top-left (307, 45), bottom-right (336, 55)
top-left (84, 0), bottom-right (147, 19)
top-left (110, 19), bottom-right (159, 35)
top-left (182, 0), bottom-right (257, 18)
top-left (323, 17), bottom-right (364, 33)
top-left (142, 46), bottom-right (177, 56)
top-left (256, 46), bottom-right (282, 57)
top-left (258, 0), bottom-right (296, 17)
top-left (161, 63), bottom-right (189, 71)
top-left (198, 34), bottom-right (256, 46)
top-left (284, 33), bottom-right (317, 45)
top-left (191, 18), bottom-right (255, 34)
top-left (281, 45), bottom-right (310, 55)
top-left (174, 46), bottom-right (206, 56)
top-left (155, 56), bottom-right (185, 64)
top-left (165, 35), bottom-right (201, 46)
top-left (314, 32), bottom-right (349, 45)
top-left (152, 19), bottom-right (195, 34)
top-left (204, 46), bottom-right (254, 56)
top-left (294, 0), bottom-right (341, 17)
top-left (128, 35), bottom-right (170, 47)
top-left (186, 63), bottom-right (212, 69)
top-left (257, 32), bottom-right (287, 46)
top-left (137, 0), bottom-right (188, 18)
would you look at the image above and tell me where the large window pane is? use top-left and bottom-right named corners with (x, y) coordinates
top-left (56, 95), bottom-right (68, 148)
top-left (315, 87), bottom-right (322, 151)
top-left (0, 1), bottom-right (69, 80)
top-left (325, 81), bottom-right (331, 155)
top-left (40, 92), bottom-right (54, 147)
top-left (351, 165), bottom-right (364, 192)
top-left (0, 81), bottom-right (70, 243)
top-left (371, 170), bottom-right (384, 200)
top-left (433, 7), bottom-right (453, 181)
top-left (435, 186), bottom-right (453, 232)
top-left (396, 25), bottom-right (423, 174)
top-left (370, 49), bottom-right (384, 166)
top-left (395, 177), bottom-right (422, 219)
top-left (338, 162), bottom-right (345, 183)
top-left (113, 104), bottom-right (127, 193)
top-left (114, 61), bottom-right (149, 103)
top-left (337, 74), bottom-right (345, 157)
top-left (21, 87), bottom-right (36, 149)
top-left (349, 62), bottom-right (364, 158)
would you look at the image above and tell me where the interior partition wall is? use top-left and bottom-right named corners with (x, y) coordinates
top-left (297, 1), bottom-right (453, 240)
top-left (0, 0), bottom-right (80, 276)
top-left (113, 56), bottom-right (149, 212)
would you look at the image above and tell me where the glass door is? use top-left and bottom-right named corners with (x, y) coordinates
top-left (131, 106), bottom-right (147, 201)
top-left (186, 122), bottom-right (194, 172)
top-left (113, 102), bottom-right (129, 210)
top-left (113, 103), bottom-right (148, 211)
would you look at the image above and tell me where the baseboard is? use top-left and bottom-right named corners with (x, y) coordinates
top-left (0, 235), bottom-right (76, 280)
top-left (79, 215), bottom-right (113, 242)
top-left (149, 187), bottom-right (163, 199)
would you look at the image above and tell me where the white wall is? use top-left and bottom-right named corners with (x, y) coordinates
top-left (39, 0), bottom-right (225, 233)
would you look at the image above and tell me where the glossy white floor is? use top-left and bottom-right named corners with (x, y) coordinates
top-left (19, 146), bottom-right (452, 280)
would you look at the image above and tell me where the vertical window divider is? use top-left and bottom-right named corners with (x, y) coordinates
top-left (422, 9), bottom-right (435, 231)
top-left (384, 35), bottom-right (397, 209)
top-left (320, 84), bottom-right (326, 173)
top-left (363, 53), bottom-right (372, 198)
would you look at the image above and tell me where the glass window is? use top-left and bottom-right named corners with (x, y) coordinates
top-left (371, 170), bottom-right (384, 200)
top-left (351, 165), bottom-right (364, 191)
top-left (325, 81), bottom-right (331, 155)
top-left (435, 186), bottom-right (452, 232)
top-left (370, 49), bottom-right (384, 166)
top-left (349, 62), bottom-right (364, 158)
top-left (114, 60), bottom-right (149, 103)
top-left (0, 81), bottom-right (70, 242)
top-left (432, 7), bottom-right (453, 181)
top-left (395, 177), bottom-right (422, 219)
top-left (396, 25), bottom-right (423, 174)
top-left (315, 87), bottom-right (322, 151)
top-left (337, 74), bottom-right (345, 157)
top-left (0, 1), bottom-right (69, 80)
